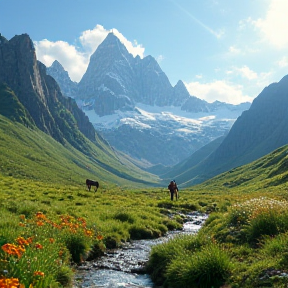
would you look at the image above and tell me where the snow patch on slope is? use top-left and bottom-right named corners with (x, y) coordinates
top-left (83, 102), bottom-right (240, 133)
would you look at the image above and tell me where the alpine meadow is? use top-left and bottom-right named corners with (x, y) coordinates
top-left (1, 21), bottom-right (288, 288)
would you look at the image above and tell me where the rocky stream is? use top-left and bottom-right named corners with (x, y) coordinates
top-left (73, 212), bottom-right (208, 288)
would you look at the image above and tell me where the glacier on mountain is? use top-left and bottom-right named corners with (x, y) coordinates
top-left (84, 102), bottom-right (238, 133)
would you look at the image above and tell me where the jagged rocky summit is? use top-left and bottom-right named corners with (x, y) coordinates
top-left (47, 60), bottom-right (78, 98)
top-left (47, 32), bottom-right (251, 167)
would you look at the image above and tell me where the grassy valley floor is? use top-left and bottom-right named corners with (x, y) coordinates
top-left (1, 140), bottom-right (288, 288)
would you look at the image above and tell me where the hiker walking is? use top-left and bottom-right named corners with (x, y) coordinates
top-left (168, 180), bottom-right (179, 201)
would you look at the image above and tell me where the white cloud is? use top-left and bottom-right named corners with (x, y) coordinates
top-left (79, 25), bottom-right (145, 58)
top-left (229, 46), bottom-right (241, 55)
top-left (34, 39), bottom-right (88, 82)
top-left (277, 56), bottom-right (288, 68)
top-left (156, 55), bottom-right (165, 63)
top-left (184, 80), bottom-right (253, 104)
top-left (34, 25), bottom-right (145, 82)
top-left (112, 29), bottom-right (145, 58)
top-left (255, 71), bottom-right (274, 89)
top-left (79, 24), bottom-right (109, 53)
top-left (230, 65), bottom-right (258, 80)
top-left (253, 0), bottom-right (288, 49)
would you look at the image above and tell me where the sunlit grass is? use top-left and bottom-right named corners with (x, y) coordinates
top-left (0, 174), bottom-right (194, 287)
top-left (2, 113), bottom-right (288, 287)
top-left (146, 145), bottom-right (288, 288)
top-left (0, 211), bottom-right (95, 288)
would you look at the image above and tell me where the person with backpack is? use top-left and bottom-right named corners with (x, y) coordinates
top-left (168, 180), bottom-right (179, 201)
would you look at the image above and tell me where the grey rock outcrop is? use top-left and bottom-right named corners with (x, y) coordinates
top-left (47, 60), bottom-right (78, 98)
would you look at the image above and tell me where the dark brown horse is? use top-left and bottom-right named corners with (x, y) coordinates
top-left (86, 179), bottom-right (99, 192)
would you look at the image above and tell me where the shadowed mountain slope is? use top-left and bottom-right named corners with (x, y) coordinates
top-left (168, 75), bottom-right (288, 187)
top-left (0, 33), bottom-right (159, 186)
top-left (0, 82), bottom-right (34, 127)
top-left (197, 144), bottom-right (288, 190)
top-left (0, 114), bottom-right (158, 187)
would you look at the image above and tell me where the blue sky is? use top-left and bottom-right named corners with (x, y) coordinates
top-left (1, 0), bottom-right (288, 104)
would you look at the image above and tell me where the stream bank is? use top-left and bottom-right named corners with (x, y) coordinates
top-left (73, 212), bottom-right (207, 288)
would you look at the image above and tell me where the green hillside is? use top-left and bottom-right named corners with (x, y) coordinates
top-left (195, 143), bottom-right (288, 192)
top-left (0, 114), bottom-right (159, 188)
top-left (160, 135), bottom-right (225, 185)
top-left (0, 83), bottom-right (34, 127)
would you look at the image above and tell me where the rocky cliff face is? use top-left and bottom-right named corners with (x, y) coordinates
top-left (0, 82), bottom-right (35, 127)
top-left (47, 60), bottom-right (78, 98)
top-left (172, 80), bottom-right (192, 107)
top-left (0, 34), bottom-right (61, 139)
top-left (0, 33), bottom-right (96, 152)
top-left (135, 55), bottom-right (174, 106)
top-left (77, 33), bottom-right (136, 116)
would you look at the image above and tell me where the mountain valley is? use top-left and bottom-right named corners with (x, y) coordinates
top-left (1, 31), bottom-right (288, 188)
top-left (47, 32), bottom-right (250, 168)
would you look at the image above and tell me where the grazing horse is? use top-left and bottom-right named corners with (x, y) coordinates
top-left (86, 179), bottom-right (99, 192)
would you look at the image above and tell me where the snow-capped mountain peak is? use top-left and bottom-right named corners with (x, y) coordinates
top-left (47, 32), bottom-right (251, 167)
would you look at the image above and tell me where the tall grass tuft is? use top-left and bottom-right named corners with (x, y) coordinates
top-left (56, 265), bottom-right (74, 287)
top-left (62, 231), bottom-right (89, 264)
top-left (146, 234), bottom-right (204, 286)
top-left (227, 197), bottom-right (288, 245)
top-left (113, 212), bottom-right (136, 223)
top-left (165, 243), bottom-right (232, 288)
top-left (261, 232), bottom-right (288, 266)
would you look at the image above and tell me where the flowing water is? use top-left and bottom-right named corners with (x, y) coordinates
top-left (74, 212), bottom-right (207, 288)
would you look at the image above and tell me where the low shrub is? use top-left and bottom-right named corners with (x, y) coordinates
top-left (146, 238), bottom-right (182, 286)
top-left (203, 212), bottom-right (222, 227)
top-left (247, 211), bottom-right (280, 244)
top-left (179, 202), bottom-right (199, 211)
top-left (62, 232), bottom-right (88, 263)
top-left (98, 220), bottom-right (130, 249)
top-left (261, 232), bottom-right (288, 266)
top-left (104, 235), bottom-right (118, 249)
top-left (163, 218), bottom-right (182, 231)
top-left (86, 240), bottom-right (106, 260)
